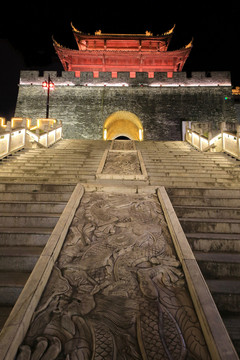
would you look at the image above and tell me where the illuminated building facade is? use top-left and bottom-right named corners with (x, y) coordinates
top-left (15, 26), bottom-right (238, 141)
top-left (53, 24), bottom-right (192, 78)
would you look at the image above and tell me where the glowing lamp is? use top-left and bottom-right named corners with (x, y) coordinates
top-left (103, 128), bottom-right (107, 140)
top-left (49, 82), bottom-right (55, 90)
top-left (139, 128), bottom-right (143, 141)
top-left (42, 81), bottom-right (48, 89)
top-left (42, 80), bottom-right (55, 90)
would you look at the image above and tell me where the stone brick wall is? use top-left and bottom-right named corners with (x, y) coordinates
top-left (15, 71), bottom-right (238, 140)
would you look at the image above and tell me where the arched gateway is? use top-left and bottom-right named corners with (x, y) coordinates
top-left (103, 111), bottom-right (143, 141)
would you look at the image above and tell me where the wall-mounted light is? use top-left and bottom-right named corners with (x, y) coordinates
top-left (139, 128), bottom-right (143, 141)
top-left (103, 128), bottom-right (107, 140)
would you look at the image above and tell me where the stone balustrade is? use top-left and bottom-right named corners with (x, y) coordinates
top-left (0, 128), bottom-right (26, 159)
top-left (0, 117), bottom-right (63, 158)
top-left (185, 121), bottom-right (240, 159)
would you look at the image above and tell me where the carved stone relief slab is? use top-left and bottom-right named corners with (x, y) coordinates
top-left (102, 151), bottom-right (142, 175)
top-left (16, 192), bottom-right (210, 360)
top-left (96, 141), bottom-right (148, 180)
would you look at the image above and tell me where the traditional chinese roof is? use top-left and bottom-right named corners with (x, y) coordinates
top-left (53, 24), bottom-right (192, 74)
top-left (71, 23), bottom-right (176, 52)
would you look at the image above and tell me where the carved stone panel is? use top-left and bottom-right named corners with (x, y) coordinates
top-left (102, 151), bottom-right (142, 175)
top-left (96, 141), bottom-right (148, 180)
top-left (16, 192), bottom-right (210, 359)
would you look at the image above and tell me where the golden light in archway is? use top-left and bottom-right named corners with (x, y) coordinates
top-left (103, 111), bottom-right (143, 141)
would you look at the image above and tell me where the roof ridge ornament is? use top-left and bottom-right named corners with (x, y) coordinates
top-left (145, 31), bottom-right (153, 36)
top-left (162, 24), bottom-right (176, 36)
top-left (71, 22), bottom-right (81, 33)
top-left (185, 37), bottom-right (194, 49)
top-left (52, 36), bottom-right (71, 50)
top-left (52, 37), bottom-right (62, 48)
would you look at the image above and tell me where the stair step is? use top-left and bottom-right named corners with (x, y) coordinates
top-left (0, 183), bottom-right (75, 192)
top-left (149, 176), bottom-right (217, 182)
top-left (0, 272), bottom-right (30, 305)
top-left (186, 233), bottom-right (240, 253)
top-left (0, 201), bottom-right (67, 213)
top-left (179, 218), bottom-right (240, 234)
top-left (169, 196), bottom-right (240, 207)
top-left (0, 232), bottom-right (49, 246)
top-left (0, 192), bottom-right (72, 202)
top-left (0, 213), bottom-right (60, 227)
top-left (0, 174), bottom-right (96, 182)
top-left (167, 188), bottom-right (240, 198)
top-left (0, 246), bottom-right (43, 271)
top-left (194, 251), bottom-right (240, 279)
top-left (207, 279), bottom-right (240, 312)
top-left (150, 180), bottom-right (220, 188)
top-left (174, 206), bottom-right (240, 219)
top-left (222, 313), bottom-right (240, 356)
top-left (0, 305), bottom-right (12, 332)
top-left (222, 314), bottom-right (240, 340)
top-left (0, 227), bottom-right (52, 234)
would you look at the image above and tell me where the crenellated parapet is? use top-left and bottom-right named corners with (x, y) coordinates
top-left (19, 70), bottom-right (232, 87)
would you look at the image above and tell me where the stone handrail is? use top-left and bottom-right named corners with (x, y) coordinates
top-left (0, 127), bottom-right (26, 160)
top-left (26, 125), bottom-right (62, 148)
top-left (185, 122), bottom-right (240, 160)
top-left (0, 118), bottom-right (63, 158)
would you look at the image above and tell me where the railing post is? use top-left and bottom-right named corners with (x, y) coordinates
top-left (6, 121), bottom-right (11, 154)
top-left (59, 120), bottom-right (63, 138)
top-left (199, 128), bottom-right (203, 151)
top-left (185, 124), bottom-right (189, 142)
top-left (236, 124), bottom-right (240, 159)
top-left (220, 122), bottom-right (226, 152)
top-left (22, 119), bottom-right (27, 148)
top-left (208, 131), bottom-right (212, 151)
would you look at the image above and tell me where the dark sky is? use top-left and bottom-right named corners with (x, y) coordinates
top-left (0, 2), bottom-right (239, 119)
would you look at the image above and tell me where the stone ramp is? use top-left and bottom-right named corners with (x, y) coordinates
top-left (1, 186), bottom-right (238, 359)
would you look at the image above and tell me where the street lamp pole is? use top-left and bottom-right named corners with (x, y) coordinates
top-left (42, 75), bottom-right (55, 118)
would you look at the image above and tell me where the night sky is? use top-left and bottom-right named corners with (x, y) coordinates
top-left (0, 2), bottom-right (239, 119)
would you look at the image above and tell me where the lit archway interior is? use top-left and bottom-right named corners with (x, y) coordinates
top-left (103, 111), bottom-right (143, 141)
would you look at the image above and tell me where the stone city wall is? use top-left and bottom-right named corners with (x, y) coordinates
top-left (15, 71), bottom-right (238, 140)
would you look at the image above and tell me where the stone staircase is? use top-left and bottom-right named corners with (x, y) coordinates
top-left (0, 183), bottom-right (75, 330)
top-left (167, 187), bottom-right (240, 355)
top-left (0, 140), bottom-right (108, 330)
top-left (0, 139), bottom-right (240, 356)
top-left (137, 140), bottom-right (240, 187)
top-left (0, 139), bottom-right (108, 184)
